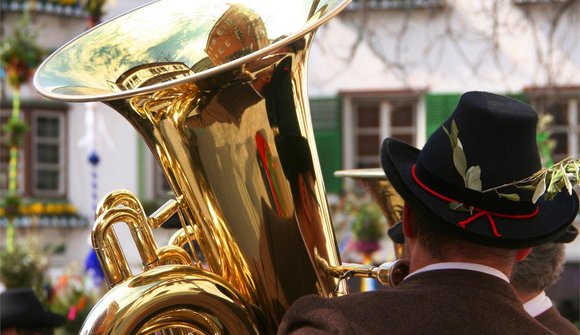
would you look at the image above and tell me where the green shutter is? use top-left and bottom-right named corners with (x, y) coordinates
top-left (425, 93), bottom-right (461, 138)
top-left (310, 97), bottom-right (342, 193)
top-left (507, 93), bottom-right (529, 104)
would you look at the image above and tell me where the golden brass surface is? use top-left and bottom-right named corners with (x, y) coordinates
top-left (332, 260), bottom-right (409, 287)
top-left (35, 0), bottom-right (356, 333)
top-left (80, 265), bottom-right (260, 334)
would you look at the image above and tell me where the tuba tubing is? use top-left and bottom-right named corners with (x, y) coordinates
top-left (79, 265), bottom-right (260, 334)
top-left (32, 0), bottom-right (406, 333)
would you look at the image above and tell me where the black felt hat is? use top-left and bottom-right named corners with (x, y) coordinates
top-left (387, 221), bottom-right (405, 244)
top-left (387, 220), bottom-right (578, 245)
top-left (381, 91), bottom-right (579, 249)
top-left (0, 288), bottom-right (66, 330)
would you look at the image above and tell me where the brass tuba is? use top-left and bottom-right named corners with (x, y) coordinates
top-left (34, 1), bottom-right (408, 333)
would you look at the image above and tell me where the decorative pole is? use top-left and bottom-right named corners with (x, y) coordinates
top-left (1, 13), bottom-right (42, 251)
top-left (5, 87), bottom-right (23, 252)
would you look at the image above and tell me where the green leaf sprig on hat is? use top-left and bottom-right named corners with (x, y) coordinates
top-left (443, 120), bottom-right (482, 213)
top-left (443, 120), bottom-right (482, 192)
top-left (444, 119), bottom-right (580, 210)
top-left (482, 157), bottom-right (580, 204)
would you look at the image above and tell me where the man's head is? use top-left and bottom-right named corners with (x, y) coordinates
top-left (511, 242), bottom-right (566, 302)
top-left (0, 288), bottom-right (65, 334)
top-left (380, 91), bottom-right (578, 252)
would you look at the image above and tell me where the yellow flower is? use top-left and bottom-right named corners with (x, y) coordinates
top-left (30, 202), bottom-right (45, 216)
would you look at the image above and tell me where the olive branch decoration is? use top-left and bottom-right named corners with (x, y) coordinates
top-left (443, 120), bottom-right (580, 213)
top-left (443, 120), bottom-right (481, 212)
top-left (481, 157), bottom-right (580, 204)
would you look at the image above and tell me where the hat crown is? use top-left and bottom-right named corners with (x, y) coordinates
top-left (380, 91), bottom-right (579, 248)
top-left (1, 288), bottom-right (65, 329)
top-left (419, 91), bottom-right (541, 193)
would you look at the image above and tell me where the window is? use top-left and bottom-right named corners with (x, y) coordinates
top-left (32, 111), bottom-right (66, 196)
top-left (525, 87), bottom-right (580, 163)
top-left (342, 91), bottom-right (423, 169)
top-left (0, 103), bottom-right (67, 198)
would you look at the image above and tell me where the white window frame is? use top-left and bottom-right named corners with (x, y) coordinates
top-left (341, 91), bottom-right (425, 171)
top-left (32, 110), bottom-right (66, 197)
top-left (527, 88), bottom-right (580, 163)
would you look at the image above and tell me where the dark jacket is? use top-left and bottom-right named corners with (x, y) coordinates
top-left (278, 269), bottom-right (555, 335)
top-left (536, 306), bottom-right (579, 335)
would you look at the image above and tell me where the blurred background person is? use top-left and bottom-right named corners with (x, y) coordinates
top-left (1, 287), bottom-right (65, 335)
top-left (512, 229), bottom-right (580, 335)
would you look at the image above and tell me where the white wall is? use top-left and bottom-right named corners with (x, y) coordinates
top-left (307, 1), bottom-right (580, 95)
top-left (306, 0), bottom-right (580, 261)
top-left (5, 0), bottom-right (579, 270)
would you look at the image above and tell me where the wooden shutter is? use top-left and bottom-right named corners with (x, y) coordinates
top-left (311, 97), bottom-right (342, 193)
top-left (425, 93), bottom-right (461, 138)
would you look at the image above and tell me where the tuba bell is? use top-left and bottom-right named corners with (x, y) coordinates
top-left (34, 1), bottom-right (408, 333)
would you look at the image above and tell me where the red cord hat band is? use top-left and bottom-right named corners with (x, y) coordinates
top-left (411, 164), bottom-right (539, 237)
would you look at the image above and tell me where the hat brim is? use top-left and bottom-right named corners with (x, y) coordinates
top-left (388, 219), bottom-right (578, 245)
top-left (1, 310), bottom-right (66, 330)
top-left (381, 138), bottom-right (579, 249)
top-left (388, 221), bottom-right (405, 244)
top-left (35, 310), bottom-right (66, 328)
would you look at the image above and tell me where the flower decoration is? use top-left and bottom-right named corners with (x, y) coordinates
top-left (50, 264), bottom-right (103, 335)
top-left (0, 236), bottom-right (49, 302)
top-left (2, 117), bottom-right (29, 147)
top-left (0, 199), bottom-right (78, 218)
top-left (0, 15), bottom-right (43, 89)
top-left (1, 193), bottom-right (22, 220)
top-left (82, 0), bottom-right (108, 27)
top-left (338, 193), bottom-right (386, 254)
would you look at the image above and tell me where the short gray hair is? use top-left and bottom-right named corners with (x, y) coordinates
top-left (511, 242), bottom-right (566, 294)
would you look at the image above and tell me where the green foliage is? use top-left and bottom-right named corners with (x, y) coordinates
top-left (0, 14), bottom-right (44, 88)
top-left (498, 157), bottom-right (580, 203)
top-left (443, 118), bottom-right (579, 210)
top-left (1, 193), bottom-right (22, 219)
top-left (443, 120), bottom-right (482, 192)
top-left (83, 0), bottom-right (107, 18)
top-left (350, 200), bottom-right (386, 242)
top-left (536, 113), bottom-right (556, 167)
top-left (0, 237), bottom-right (48, 302)
top-left (2, 117), bottom-right (29, 147)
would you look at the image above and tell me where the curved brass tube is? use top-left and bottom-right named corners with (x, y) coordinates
top-left (80, 265), bottom-right (260, 334)
top-left (33, 0), bottom-right (369, 333)
top-left (330, 260), bottom-right (410, 287)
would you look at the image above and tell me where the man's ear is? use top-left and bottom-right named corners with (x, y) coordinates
top-left (402, 203), bottom-right (415, 238)
top-left (515, 248), bottom-right (532, 262)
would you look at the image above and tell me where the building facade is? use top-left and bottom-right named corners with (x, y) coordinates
top-left (1, 0), bottom-right (578, 318)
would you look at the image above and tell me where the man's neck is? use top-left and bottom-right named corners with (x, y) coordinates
top-left (407, 239), bottom-right (514, 279)
top-left (517, 289), bottom-right (541, 304)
